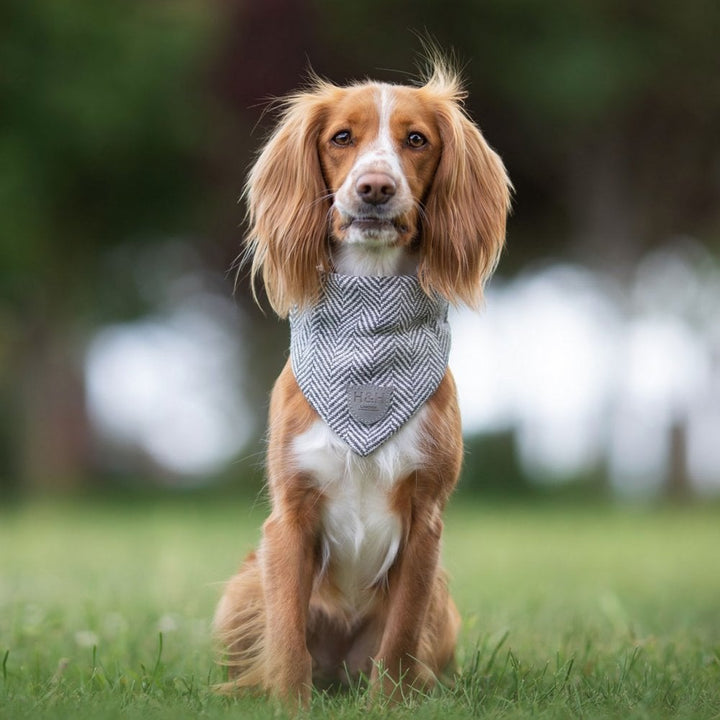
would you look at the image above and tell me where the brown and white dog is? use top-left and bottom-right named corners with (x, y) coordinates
top-left (214, 56), bottom-right (511, 708)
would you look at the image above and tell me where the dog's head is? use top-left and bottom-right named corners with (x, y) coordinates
top-left (244, 57), bottom-right (512, 316)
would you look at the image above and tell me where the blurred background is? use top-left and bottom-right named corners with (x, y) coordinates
top-left (2, 0), bottom-right (719, 502)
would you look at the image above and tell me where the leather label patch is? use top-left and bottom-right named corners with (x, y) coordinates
top-left (347, 384), bottom-right (392, 425)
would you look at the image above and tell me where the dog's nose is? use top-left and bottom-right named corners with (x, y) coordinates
top-left (355, 173), bottom-right (396, 205)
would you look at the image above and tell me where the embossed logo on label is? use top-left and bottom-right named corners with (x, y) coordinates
top-left (347, 384), bottom-right (392, 425)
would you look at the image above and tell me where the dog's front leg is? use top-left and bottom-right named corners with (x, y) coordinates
top-left (259, 485), bottom-right (320, 709)
top-left (371, 496), bottom-right (443, 701)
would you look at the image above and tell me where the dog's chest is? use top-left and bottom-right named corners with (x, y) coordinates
top-left (292, 410), bottom-right (426, 612)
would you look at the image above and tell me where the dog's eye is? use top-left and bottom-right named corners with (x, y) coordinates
top-left (331, 130), bottom-right (352, 146)
top-left (407, 132), bottom-right (428, 148)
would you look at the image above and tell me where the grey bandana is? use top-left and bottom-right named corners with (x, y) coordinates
top-left (289, 273), bottom-right (451, 456)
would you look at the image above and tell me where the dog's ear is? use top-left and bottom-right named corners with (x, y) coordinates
top-left (245, 86), bottom-right (333, 317)
top-left (419, 89), bottom-right (512, 307)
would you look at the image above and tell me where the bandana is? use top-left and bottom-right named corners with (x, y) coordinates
top-left (289, 273), bottom-right (451, 456)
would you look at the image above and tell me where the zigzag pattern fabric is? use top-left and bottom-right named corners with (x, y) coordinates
top-left (289, 273), bottom-right (451, 456)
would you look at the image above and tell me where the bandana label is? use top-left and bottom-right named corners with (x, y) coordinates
top-left (289, 273), bottom-right (451, 456)
top-left (347, 384), bottom-right (393, 425)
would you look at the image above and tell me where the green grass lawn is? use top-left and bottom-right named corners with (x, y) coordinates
top-left (1, 495), bottom-right (719, 719)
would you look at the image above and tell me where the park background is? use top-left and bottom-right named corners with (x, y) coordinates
top-left (2, 0), bottom-right (720, 500)
top-left (1, 2), bottom-right (720, 718)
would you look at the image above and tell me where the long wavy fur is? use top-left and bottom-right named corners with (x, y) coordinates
top-left (244, 55), bottom-right (511, 317)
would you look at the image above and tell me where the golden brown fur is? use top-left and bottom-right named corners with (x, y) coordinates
top-left (244, 59), bottom-right (510, 315)
top-left (216, 55), bottom-right (510, 710)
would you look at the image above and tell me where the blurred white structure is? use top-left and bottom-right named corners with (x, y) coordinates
top-left (452, 244), bottom-right (720, 495)
top-left (451, 265), bottom-right (620, 480)
top-left (86, 291), bottom-right (251, 478)
top-left (86, 243), bottom-right (720, 494)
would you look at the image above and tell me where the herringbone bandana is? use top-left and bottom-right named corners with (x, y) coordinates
top-left (289, 273), bottom-right (451, 456)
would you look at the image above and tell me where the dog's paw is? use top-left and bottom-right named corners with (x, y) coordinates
top-left (266, 649), bottom-right (313, 713)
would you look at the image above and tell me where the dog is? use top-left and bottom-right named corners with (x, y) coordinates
top-left (214, 54), bottom-right (511, 709)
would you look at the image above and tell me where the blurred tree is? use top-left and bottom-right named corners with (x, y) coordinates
top-left (204, 0), bottom-right (322, 443)
top-left (312, 0), bottom-right (720, 271)
top-left (461, 431), bottom-right (529, 496)
top-left (2, 0), bottom-right (719, 495)
top-left (206, 0), bottom-right (720, 498)
top-left (0, 0), bottom-right (211, 491)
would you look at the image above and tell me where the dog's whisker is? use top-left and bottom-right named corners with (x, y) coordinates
top-left (311, 191), bottom-right (335, 208)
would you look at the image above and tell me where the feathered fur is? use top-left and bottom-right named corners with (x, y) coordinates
top-left (216, 54), bottom-right (511, 711)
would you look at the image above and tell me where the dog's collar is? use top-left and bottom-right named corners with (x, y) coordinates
top-left (289, 272), bottom-right (451, 455)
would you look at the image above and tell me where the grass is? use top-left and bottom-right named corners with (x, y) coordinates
top-left (1, 494), bottom-right (719, 719)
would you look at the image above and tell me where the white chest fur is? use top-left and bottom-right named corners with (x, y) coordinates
top-left (292, 408), bottom-right (427, 615)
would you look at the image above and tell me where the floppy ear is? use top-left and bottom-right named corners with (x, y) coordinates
top-left (419, 98), bottom-right (511, 307)
top-left (245, 87), bottom-right (333, 317)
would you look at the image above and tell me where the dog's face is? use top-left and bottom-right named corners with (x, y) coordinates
top-left (319, 84), bottom-right (443, 250)
top-left (244, 62), bottom-right (512, 316)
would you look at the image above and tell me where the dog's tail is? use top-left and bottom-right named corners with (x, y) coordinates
top-left (213, 551), bottom-right (267, 693)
